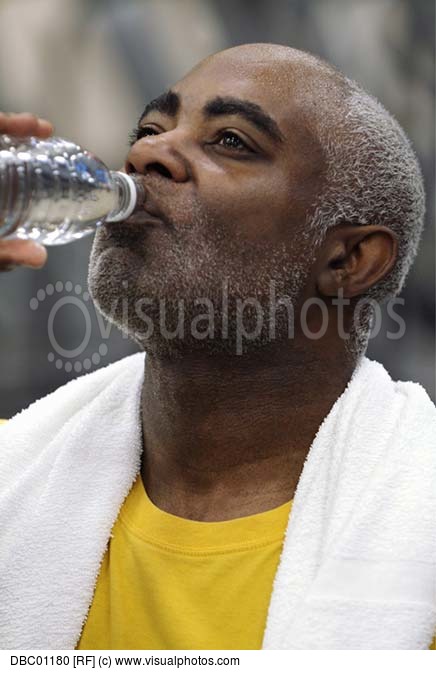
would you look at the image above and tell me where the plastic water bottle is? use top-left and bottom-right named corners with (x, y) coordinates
top-left (0, 134), bottom-right (145, 245)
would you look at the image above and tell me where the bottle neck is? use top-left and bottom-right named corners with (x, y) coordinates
top-left (106, 172), bottom-right (145, 222)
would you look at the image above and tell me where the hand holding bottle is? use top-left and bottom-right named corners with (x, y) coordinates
top-left (0, 112), bottom-right (53, 272)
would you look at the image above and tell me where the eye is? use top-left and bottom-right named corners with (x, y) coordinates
top-left (128, 125), bottom-right (159, 146)
top-left (216, 131), bottom-right (252, 152)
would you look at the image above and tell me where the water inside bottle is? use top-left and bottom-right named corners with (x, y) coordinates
top-left (0, 135), bottom-right (139, 245)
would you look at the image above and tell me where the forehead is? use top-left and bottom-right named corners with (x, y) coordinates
top-left (172, 53), bottom-right (314, 137)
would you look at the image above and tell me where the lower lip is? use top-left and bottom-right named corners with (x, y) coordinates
top-left (105, 214), bottom-right (164, 230)
top-left (128, 211), bottom-right (164, 224)
top-left (133, 217), bottom-right (162, 227)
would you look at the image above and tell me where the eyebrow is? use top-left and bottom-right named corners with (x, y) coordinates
top-left (138, 90), bottom-right (284, 145)
top-left (139, 90), bottom-right (181, 121)
top-left (203, 96), bottom-right (284, 144)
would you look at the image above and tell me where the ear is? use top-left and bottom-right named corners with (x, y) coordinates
top-left (315, 224), bottom-right (398, 298)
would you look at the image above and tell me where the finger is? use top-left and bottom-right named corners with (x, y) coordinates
top-left (0, 112), bottom-right (40, 136)
top-left (36, 118), bottom-right (54, 137)
top-left (0, 239), bottom-right (47, 269)
top-left (0, 112), bottom-right (54, 138)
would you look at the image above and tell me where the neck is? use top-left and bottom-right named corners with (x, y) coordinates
top-left (140, 341), bottom-right (355, 521)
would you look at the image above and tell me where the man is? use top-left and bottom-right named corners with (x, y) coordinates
top-left (0, 44), bottom-right (435, 650)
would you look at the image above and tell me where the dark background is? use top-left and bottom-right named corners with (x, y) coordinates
top-left (0, 0), bottom-right (434, 417)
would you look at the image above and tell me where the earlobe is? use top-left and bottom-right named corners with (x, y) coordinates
top-left (316, 224), bottom-right (398, 298)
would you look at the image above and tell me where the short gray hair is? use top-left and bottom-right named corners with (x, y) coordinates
top-left (305, 70), bottom-right (425, 354)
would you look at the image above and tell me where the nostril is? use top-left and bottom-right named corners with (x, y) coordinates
top-left (146, 162), bottom-right (172, 179)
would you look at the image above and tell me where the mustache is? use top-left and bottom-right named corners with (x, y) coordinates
top-left (131, 172), bottom-right (210, 230)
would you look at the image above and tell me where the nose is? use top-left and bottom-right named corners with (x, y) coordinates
top-left (125, 134), bottom-right (190, 183)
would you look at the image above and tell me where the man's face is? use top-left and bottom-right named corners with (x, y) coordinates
top-left (88, 46), bottom-right (325, 355)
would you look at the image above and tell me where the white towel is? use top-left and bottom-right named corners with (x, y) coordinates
top-left (0, 353), bottom-right (435, 649)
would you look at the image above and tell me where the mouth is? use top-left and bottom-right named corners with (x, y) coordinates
top-left (103, 201), bottom-right (168, 234)
top-left (123, 178), bottom-right (171, 227)
top-left (102, 176), bottom-right (174, 239)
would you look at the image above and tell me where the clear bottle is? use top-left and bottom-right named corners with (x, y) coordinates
top-left (0, 134), bottom-right (145, 245)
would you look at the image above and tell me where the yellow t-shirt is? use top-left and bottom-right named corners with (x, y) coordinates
top-left (77, 472), bottom-right (436, 651)
top-left (0, 419), bottom-right (434, 650)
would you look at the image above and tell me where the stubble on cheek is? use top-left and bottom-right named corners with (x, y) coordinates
top-left (87, 183), bottom-right (315, 356)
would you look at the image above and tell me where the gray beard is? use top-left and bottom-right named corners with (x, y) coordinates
top-left (89, 269), bottom-right (310, 359)
top-left (88, 209), bottom-right (313, 359)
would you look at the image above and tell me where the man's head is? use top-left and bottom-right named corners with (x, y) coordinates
top-left (88, 43), bottom-right (424, 359)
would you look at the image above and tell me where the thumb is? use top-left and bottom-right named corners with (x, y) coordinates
top-left (0, 239), bottom-right (47, 269)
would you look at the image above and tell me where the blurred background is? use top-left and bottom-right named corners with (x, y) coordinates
top-left (0, 0), bottom-right (434, 417)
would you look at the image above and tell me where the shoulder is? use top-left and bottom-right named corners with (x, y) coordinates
top-left (362, 357), bottom-right (436, 418)
top-left (7, 352), bottom-right (144, 422)
top-left (351, 358), bottom-right (436, 467)
top-left (0, 352), bottom-right (145, 456)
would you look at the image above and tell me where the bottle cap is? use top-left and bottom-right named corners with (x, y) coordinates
top-left (107, 172), bottom-right (139, 222)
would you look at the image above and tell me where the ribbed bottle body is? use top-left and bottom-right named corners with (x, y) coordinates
top-left (0, 135), bottom-right (139, 245)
